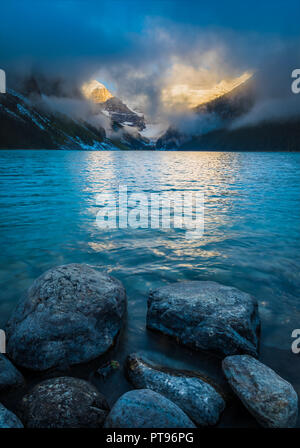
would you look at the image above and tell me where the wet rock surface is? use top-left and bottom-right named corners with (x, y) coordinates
top-left (6, 264), bottom-right (127, 371)
top-left (147, 281), bottom-right (260, 357)
top-left (222, 355), bottom-right (298, 428)
top-left (104, 389), bottom-right (196, 428)
top-left (96, 360), bottom-right (120, 380)
top-left (19, 376), bottom-right (109, 428)
top-left (0, 354), bottom-right (24, 391)
top-left (0, 403), bottom-right (23, 428)
top-left (126, 352), bottom-right (225, 426)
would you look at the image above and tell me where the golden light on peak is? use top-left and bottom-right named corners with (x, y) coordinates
top-left (82, 80), bottom-right (113, 103)
top-left (161, 71), bottom-right (252, 109)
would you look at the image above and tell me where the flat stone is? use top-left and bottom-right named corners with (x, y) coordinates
top-left (147, 281), bottom-right (260, 357)
top-left (19, 376), bottom-right (109, 428)
top-left (104, 389), bottom-right (196, 428)
top-left (0, 403), bottom-right (23, 428)
top-left (126, 352), bottom-right (225, 426)
top-left (6, 264), bottom-right (127, 370)
top-left (0, 354), bottom-right (24, 391)
top-left (222, 355), bottom-right (298, 428)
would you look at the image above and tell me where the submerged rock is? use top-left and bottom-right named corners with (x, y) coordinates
top-left (6, 264), bottom-right (127, 370)
top-left (96, 360), bottom-right (120, 380)
top-left (126, 352), bottom-right (225, 426)
top-left (104, 389), bottom-right (196, 428)
top-left (19, 376), bottom-right (109, 428)
top-left (0, 354), bottom-right (24, 391)
top-left (147, 281), bottom-right (260, 357)
top-left (0, 403), bottom-right (23, 428)
top-left (222, 355), bottom-right (298, 428)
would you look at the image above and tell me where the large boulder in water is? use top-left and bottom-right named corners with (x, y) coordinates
top-left (0, 354), bottom-right (24, 391)
top-left (222, 355), bottom-right (298, 428)
top-left (126, 352), bottom-right (225, 426)
top-left (0, 403), bottom-right (23, 428)
top-left (104, 389), bottom-right (196, 428)
top-left (147, 281), bottom-right (260, 358)
top-left (6, 264), bottom-right (126, 371)
top-left (19, 376), bottom-right (109, 428)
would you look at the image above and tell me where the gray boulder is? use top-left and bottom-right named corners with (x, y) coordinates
top-left (147, 281), bottom-right (260, 357)
top-left (222, 355), bottom-right (298, 428)
top-left (104, 389), bottom-right (196, 428)
top-left (0, 403), bottom-right (23, 428)
top-left (6, 264), bottom-right (126, 370)
top-left (19, 376), bottom-right (109, 428)
top-left (126, 352), bottom-right (225, 426)
top-left (0, 354), bottom-right (24, 390)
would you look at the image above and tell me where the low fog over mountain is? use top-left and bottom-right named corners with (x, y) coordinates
top-left (1, 0), bottom-right (300, 150)
top-left (1, 70), bottom-right (300, 150)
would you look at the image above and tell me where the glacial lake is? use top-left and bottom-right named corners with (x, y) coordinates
top-left (0, 150), bottom-right (300, 427)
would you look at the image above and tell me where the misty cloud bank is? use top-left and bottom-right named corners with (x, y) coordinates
top-left (38, 95), bottom-right (112, 133)
top-left (1, 0), bottom-right (300, 138)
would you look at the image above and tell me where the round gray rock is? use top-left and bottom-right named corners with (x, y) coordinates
top-left (147, 281), bottom-right (260, 357)
top-left (126, 352), bottom-right (225, 426)
top-left (222, 355), bottom-right (298, 428)
top-left (6, 264), bottom-right (127, 370)
top-left (0, 403), bottom-right (23, 428)
top-left (19, 376), bottom-right (109, 428)
top-left (104, 389), bottom-right (196, 428)
top-left (0, 354), bottom-right (24, 391)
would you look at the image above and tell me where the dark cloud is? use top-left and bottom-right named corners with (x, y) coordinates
top-left (1, 0), bottom-right (300, 130)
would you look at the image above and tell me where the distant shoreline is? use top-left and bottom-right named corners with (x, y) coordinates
top-left (1, 148), bottom-right (300, 152)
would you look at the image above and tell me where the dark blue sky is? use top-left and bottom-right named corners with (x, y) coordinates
top-left (1, 0), bottom-right (299, 64)
top-left (1, 0), bottom-right (299, 112)
top-left (0, 0), bottom-right (299, 124)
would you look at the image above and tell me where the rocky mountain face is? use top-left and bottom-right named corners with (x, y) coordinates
top-left (2, 74), bottom-right (299, 151)
top-left (156, 78), bottom-right (255, 150)
top-left (156, 127), bottom-right (187, 150)
top-left (0, 89), bottom-right (118, 150)
top-left (181, 77), bottom-right (300, 151)
top-left (0, 77), bottom-right (151, 150)
top-left (109, 121), bottom-right (151, 150)
top-left (100, 97), bottom-right (145, 130)
top-left (82, 80), bottom-right (146, 131)
top-left (193, 77), bottom-right (255, 122)
top-left (157, 77), bottom-right (300, 151)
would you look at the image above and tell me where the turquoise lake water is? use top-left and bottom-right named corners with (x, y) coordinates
top-left (0, 150), bottom-right (299, 426)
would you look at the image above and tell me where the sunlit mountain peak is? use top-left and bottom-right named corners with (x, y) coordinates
top-left (162, 72), bottom-right (253, 109)
top-left (82, 80), bottom-right (113, 103)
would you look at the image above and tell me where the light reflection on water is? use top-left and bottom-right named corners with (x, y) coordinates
top-left (0, 150), bottom-right (299, 426)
